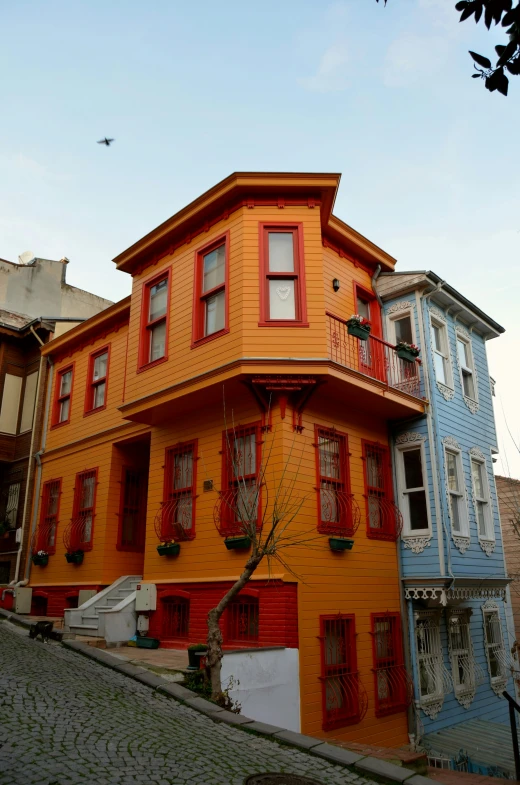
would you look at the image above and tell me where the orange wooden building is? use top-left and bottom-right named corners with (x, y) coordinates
top-left (26, 172), bottom-right (426, 745)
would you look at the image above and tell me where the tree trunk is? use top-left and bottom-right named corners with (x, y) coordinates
top-left (206, 552), bottom-right (262, 699)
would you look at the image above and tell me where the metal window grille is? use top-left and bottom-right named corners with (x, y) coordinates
top-left (415, 612), bottom-right (452, 713)
top-left (428, 756), bottom-right (453, 770)
top-left (5, 483), bottom-right (21, 529)
top-left (316, 428), bottom-right (356, 536)
top-left (218, 426), bottom-right (260, 538)
top-left (121, 469), bottom-right (145, 549)
top-left (364, 444), bottom-right (402, 541)
top-left (37, 480), bottom-right (61, 552)
top-left (319, 614), bottom-right (367, 730)
top-left (228, 596), bottom-right (259, 642)
top-left (162, 597), bottom-right (190, 639)
top-left (64, 470), bottom-right (97, 552)
top-left (372, 613), bottom-right (412, 716)
top-left (483, 607), bottom-right (508, 686)
top-left (447, 610), bottom-right (483, 707)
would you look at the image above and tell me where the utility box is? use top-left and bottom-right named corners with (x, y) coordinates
top-left (135, 583), bottom-right (157, 612)
top-left (14, 587), bottom-right (32, 614)
top-left (78, 589), bottom-right (97, 607)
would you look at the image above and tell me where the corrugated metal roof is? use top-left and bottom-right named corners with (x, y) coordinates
top-left (423, 719), bottom-right (519, 778)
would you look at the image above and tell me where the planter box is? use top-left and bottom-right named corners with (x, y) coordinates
top-left (65, 551), bottom-right (84, 565)
top-left (136, 637), bottom-right (160, 649)
top-left (347, 323), bottom-right (370, 341)
top-left (396, 347), bottom-right (418, 363)
top-left (32, 555), bottom-right (49, 567)
top-left (224, 536), bottom-right (251, 550)
top-left (157, 543), bottom-right (180, 557)
top-left (329, 537), bottom-right (355, 552)
top-left (188, 647), bottom-right (208, 670)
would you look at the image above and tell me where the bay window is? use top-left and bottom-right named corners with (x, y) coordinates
top-left (457, 336), bottom-right (476, 401)
top-left (139, 271), bottom-right (170, 368)
top-left (193, 234), bottom-right (228, 345)
top-left (85, 347), bottom-right (109, 412)
top-left (53, 366), bottom-right (73, 426)
top-left (316, 427), bottom-right (353, 535)
top-left (471, 457), bottom-right (493, 541)
top-left (430, 318), bottom-right (451, 388)
top-left (259, 224), bottom-right (307, 325)
top-left (445, 448), bottom-right (469, 538)
top-left (397, 443), bottom-right (431, 535)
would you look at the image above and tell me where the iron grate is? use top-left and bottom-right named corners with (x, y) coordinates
top-left (245, 775), bottom-right (324, 785)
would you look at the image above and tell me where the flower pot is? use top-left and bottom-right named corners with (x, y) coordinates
top-left (347, 323), bottom-right (370, 340)
top-left (32, 554), bottom-right (49, 567)
top-left (157, 543), bottom-right (180, 557)
top-left (65, 551), bottom-right (84, 564)
top-left (136, 637), bottom-right (160, 649)
top-left (188, 647), bottom-right (208, 669)
top-left (329, 537), bottom-right (355, 552)
top-left (224, 536), bottom-right (251, 550)
top-left (396, 347), bottom-right (418, 363)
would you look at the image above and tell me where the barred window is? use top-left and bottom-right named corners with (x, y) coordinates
top-left (228, 596), bottom-right (259, 642)
top-left (162, 597), bottom-right (190, 639)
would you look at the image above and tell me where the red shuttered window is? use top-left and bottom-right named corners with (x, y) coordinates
top-left (315, 427), bottom-right (353, 536)
top-left (228, 596), bottom-right (259, 643)
top-left (259, 223), bottom-right (308, 326)
top-left (139, 270), bottom-right (170, 369)
top-left (320, 614), bottom-right (364, 730)
top-left (220, 424), bottom-right (261, 537)
top-left (372, 613), bottom-right (411, 716)
top-left (37, 479), bottom-right (61, 554)
top-left (85, 347), bottom-right (109, 413)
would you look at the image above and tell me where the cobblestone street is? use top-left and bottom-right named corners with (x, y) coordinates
top-left (0, 622), bottom-right (370, 785)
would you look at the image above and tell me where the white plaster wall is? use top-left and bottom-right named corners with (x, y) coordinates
top-left (221, 648), bottom-right (300, 732)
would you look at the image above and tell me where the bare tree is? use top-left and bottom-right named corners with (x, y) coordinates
top-left (205, 418), bottom-right (315, 702)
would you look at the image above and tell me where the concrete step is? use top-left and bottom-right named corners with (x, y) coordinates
top-left (68, 624), bottom-right (100, 636)
top-left (82, 614), bottom-right (99, 621)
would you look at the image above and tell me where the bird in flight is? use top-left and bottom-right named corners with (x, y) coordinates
top-left (97, 137), bottom-right (114, 146)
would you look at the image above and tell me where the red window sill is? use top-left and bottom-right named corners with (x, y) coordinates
top-left (83, 405), bottom-right (107, 418)
top-left (51, 419), bottom-right (70, 430)
top-left (137, 356), bottom-right (168, 374)
top-left (258, 321), bottom-right (309, 328)
top-left (191, 328), bottom-right (229, 349)
top-left (116, 544), bottom-right (145, 553)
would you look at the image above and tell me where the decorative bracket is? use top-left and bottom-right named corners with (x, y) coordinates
top-left (246, 376), bottom-right (322, 433)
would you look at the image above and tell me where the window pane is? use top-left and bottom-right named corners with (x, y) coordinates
top-left (433, 352), bottom-right (446, 385)
top-left (59, 397), bottom-right (70, 422)
top-left (173, 450), bottom-right (193, 490)
top-left (205, 291), bottom-right (225, 335)
top-left (60, 371), bottom-right (72, 396)
top-left (408, 490), bottom-right (429, 530)
top-left (268, 232), bottom-right (294, 272)
top-left (203, 244), bottom-right (225, 292)
top-left (450, 495), bottom-right (461, 532)
top-left (477, 502), bottom-right (487, 537)
top-left (93, 381), bottom-right (106, 409)
top-left (457, 339), bottom-right (468, 369)
top-left (395, 316), bottom-right (413, 345)
top-left (320, 484), bottom-right (339, 523)
top-left (462, 370), bottom-right (475, 399)
top-left (93, 352), bottom-right (108, 381)
top-left (446, 452), bottom-right (459, 493)
top-left (357, 297), bottom-right (370, 320)
top-left (149, 321), bottom-right (166, 361)
top-left (367, 451), bottom-right (384, 490)
top-left (233, 433), bottom-right (256, 476)
top-left (81, 476), bottom-right (95, 509)
top-left (403, 448), bottom-right (424, 489)
top-left (471, 461), bottom-right (484, 498)
top-left (269, 279), bottom-right (296, 319)
top-left (319, 435), bottom-right (340, 480)
top-left (80, 514), bottom-right (92, 543)
top-left (149, 279), bottom-right (168, 321)
top-left (431, 324), bottom-right (443, 353)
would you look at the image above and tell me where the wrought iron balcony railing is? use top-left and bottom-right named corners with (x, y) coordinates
top-left (154, 498), bottom-right (196, 543)
top-left (62, 516), bottom-right (94, 553)
top-left (326, 312), bottom-right (424, 400)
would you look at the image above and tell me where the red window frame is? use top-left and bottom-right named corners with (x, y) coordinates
top-left (116, 466), bottom-right (147, 552)
top-left (162, 440), bottom-right (198, 540)
top-left (220, 423), bottom-right (262, 537)
top-left (319, 614), bottom-right (361, 730)
top-left (353, 282), bottom-right (382, 338)
top-left (138, 268), bottom-right (171, 370)
top-left (314, 426), bottom-right (353, 535)
top-left (371, 612), bottom-right (409, 717)
top-left (162, 595), bottom-right (190, 640)
top-left (362, 441), bottom-right (396, 540)
top-left (52, 364), bottom-right (74, 427)
top-left (37, 479), bottom-right (62, 554)
top-left (192, 231), bottom-right (229, 348)
top-left (227, 593), bottom-right (260, 643)
top-left (259, 222), bottom-right (308, 327)
top-left (71, 469), bottom-right (98, 552)
top-left (84, 345), bottom-right (110, 415)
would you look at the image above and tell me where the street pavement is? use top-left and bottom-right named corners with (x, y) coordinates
top-left (0, 621), bottom-right (370, 785)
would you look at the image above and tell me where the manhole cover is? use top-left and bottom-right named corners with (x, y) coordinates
top-left (245, 776), bottom-right (324, 785)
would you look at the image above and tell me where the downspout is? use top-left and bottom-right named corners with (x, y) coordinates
top-left (371, 264), bottom-right (387, 341)
top-left (13, 331), bottom-right (45, 583)
top-left (420, 281), bottom-right (454, 585)
top-left (23, 356), bottom-right (54, 583)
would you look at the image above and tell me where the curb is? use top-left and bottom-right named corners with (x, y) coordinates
top-left (53, 637), bottom-right (435, 785)
top-left (0, 608), bottom-right (65, 641)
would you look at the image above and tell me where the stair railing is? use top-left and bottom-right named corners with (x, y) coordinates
top-left (503, 690), bottom-right (520, 780)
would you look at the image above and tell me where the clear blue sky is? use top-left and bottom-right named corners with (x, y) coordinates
top-left (1, 0), bottom-right (519, 473)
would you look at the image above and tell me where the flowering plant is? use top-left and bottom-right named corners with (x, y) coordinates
top-left (347, 314), bottom-right (372, 328)
top-left (395, 341), bottom-right (420, 356)
top-left (36, 550), bottom-right (49, 557)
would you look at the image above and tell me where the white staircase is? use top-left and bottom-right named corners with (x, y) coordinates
top-left (64, 575), bottom-right (142, 642)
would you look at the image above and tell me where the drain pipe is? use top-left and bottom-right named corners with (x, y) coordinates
top-left (371, 264), bottom-right (388, 340)
top-left (22, 357), bottom-right (54, 584)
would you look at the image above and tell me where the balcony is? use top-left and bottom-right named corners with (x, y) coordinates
top-left (326, 312), bottom-right (424, 402)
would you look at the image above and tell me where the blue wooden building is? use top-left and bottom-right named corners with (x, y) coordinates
top-left (376, 271), bottom-right (516, 767)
